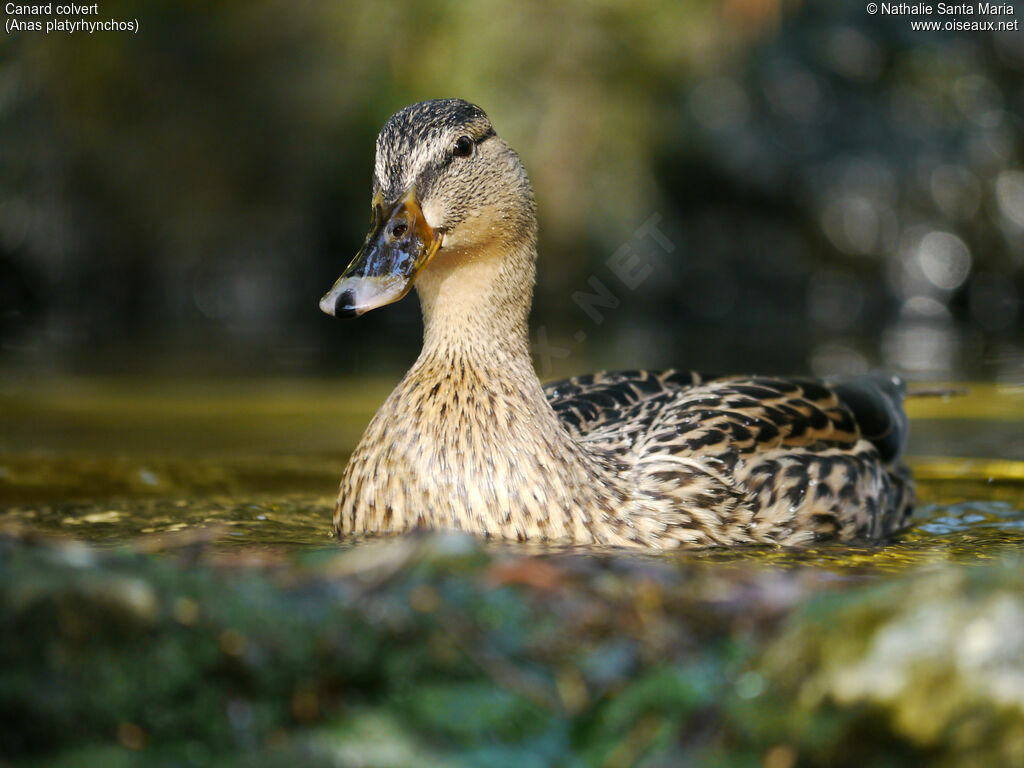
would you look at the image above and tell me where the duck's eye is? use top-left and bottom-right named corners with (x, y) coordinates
top-left (453, 136), bottom-right (474, 158)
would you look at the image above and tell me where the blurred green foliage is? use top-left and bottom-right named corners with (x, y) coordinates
top-left (4, 533), bottom-right (1024, 766)
top-left (1, 0), bottom-right (1022, 379)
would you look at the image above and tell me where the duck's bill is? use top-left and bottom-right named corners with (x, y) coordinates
top-left (320, 193), bottom-right (443, 317)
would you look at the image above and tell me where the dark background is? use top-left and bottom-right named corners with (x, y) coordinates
top-left (2, 0), bottom-right (1022, 384)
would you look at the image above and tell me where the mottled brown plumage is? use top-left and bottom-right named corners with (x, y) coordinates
top-left (325, 99), bottom-right (914, 549)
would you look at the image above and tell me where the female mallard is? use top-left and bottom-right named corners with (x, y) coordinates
top-left (320, 99), bottom-right (913, 549)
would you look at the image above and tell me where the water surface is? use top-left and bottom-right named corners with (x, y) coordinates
top-left (2, 377), bottom-right (1023, 573)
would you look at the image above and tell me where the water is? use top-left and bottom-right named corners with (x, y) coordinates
top-left (3, 464), bottom-right (1022, 572)
top-left (3, 377), bottom-right (1024, 766)
top-left (2, 377), bottom-right (1023, 571)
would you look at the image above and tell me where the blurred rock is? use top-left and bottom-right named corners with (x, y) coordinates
top-left (2, 533), bottom-right (1024, 765)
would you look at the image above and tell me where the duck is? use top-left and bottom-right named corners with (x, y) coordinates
top-left (319, 98), bottom-right (914, 549)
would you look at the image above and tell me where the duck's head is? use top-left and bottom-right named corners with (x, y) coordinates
top-left (321, 99), bottom-right (536, 318)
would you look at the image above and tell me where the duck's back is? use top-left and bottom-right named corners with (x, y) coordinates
top-left (543, 370), bottom-right (914, 546)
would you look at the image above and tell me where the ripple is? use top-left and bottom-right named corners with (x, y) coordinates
top-left (1, 456), bottom-right (1022, 571)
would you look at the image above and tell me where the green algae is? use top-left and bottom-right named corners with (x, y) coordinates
top-left (758, 561), bottom-right (1024, 767)
top-left (2, 377), bottom-right (1024, 764)
top-left (3, 533), bottom-right (1024, 767)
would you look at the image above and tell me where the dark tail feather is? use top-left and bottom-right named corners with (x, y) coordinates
top-left (828, 372), bottom-right (909, 464)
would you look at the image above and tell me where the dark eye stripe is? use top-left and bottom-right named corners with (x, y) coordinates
top-left (411, 126), bottom-right (498, 194)
top-left (441, 127), bottom-right (496, 166)
top-left (455, 128), bottom-right (496, 157)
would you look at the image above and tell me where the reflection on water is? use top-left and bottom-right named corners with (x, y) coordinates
top-left (2, 459), bottom-right (1022, 575)
top-left (2, 377), bottom-right (1023, 573)
top-left (2, 493), bottom-right (335, 549)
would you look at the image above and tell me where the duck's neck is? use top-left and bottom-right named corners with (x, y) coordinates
top-left (340, 236), bottom-right (628, 542)
top-left (414, 237), bottom-right (536, 372)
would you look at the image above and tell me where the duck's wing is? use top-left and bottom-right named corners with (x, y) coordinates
top-left (544, 369), bottom-right (714, 438)
top-left (545, 371), bottom-right (914, 544)
top-left (544, 370), bottom-right (909, 464)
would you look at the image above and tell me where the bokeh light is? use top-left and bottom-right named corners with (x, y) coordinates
top-left (0, 0), bottom-right (1021, 383)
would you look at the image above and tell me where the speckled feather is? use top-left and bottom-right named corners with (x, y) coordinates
top-left (544, 369), bottom-right (913, 545)
top-left (336, 362), bottom-right (913, 548)
top-left (330, 99), bottom-right (914, 549)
